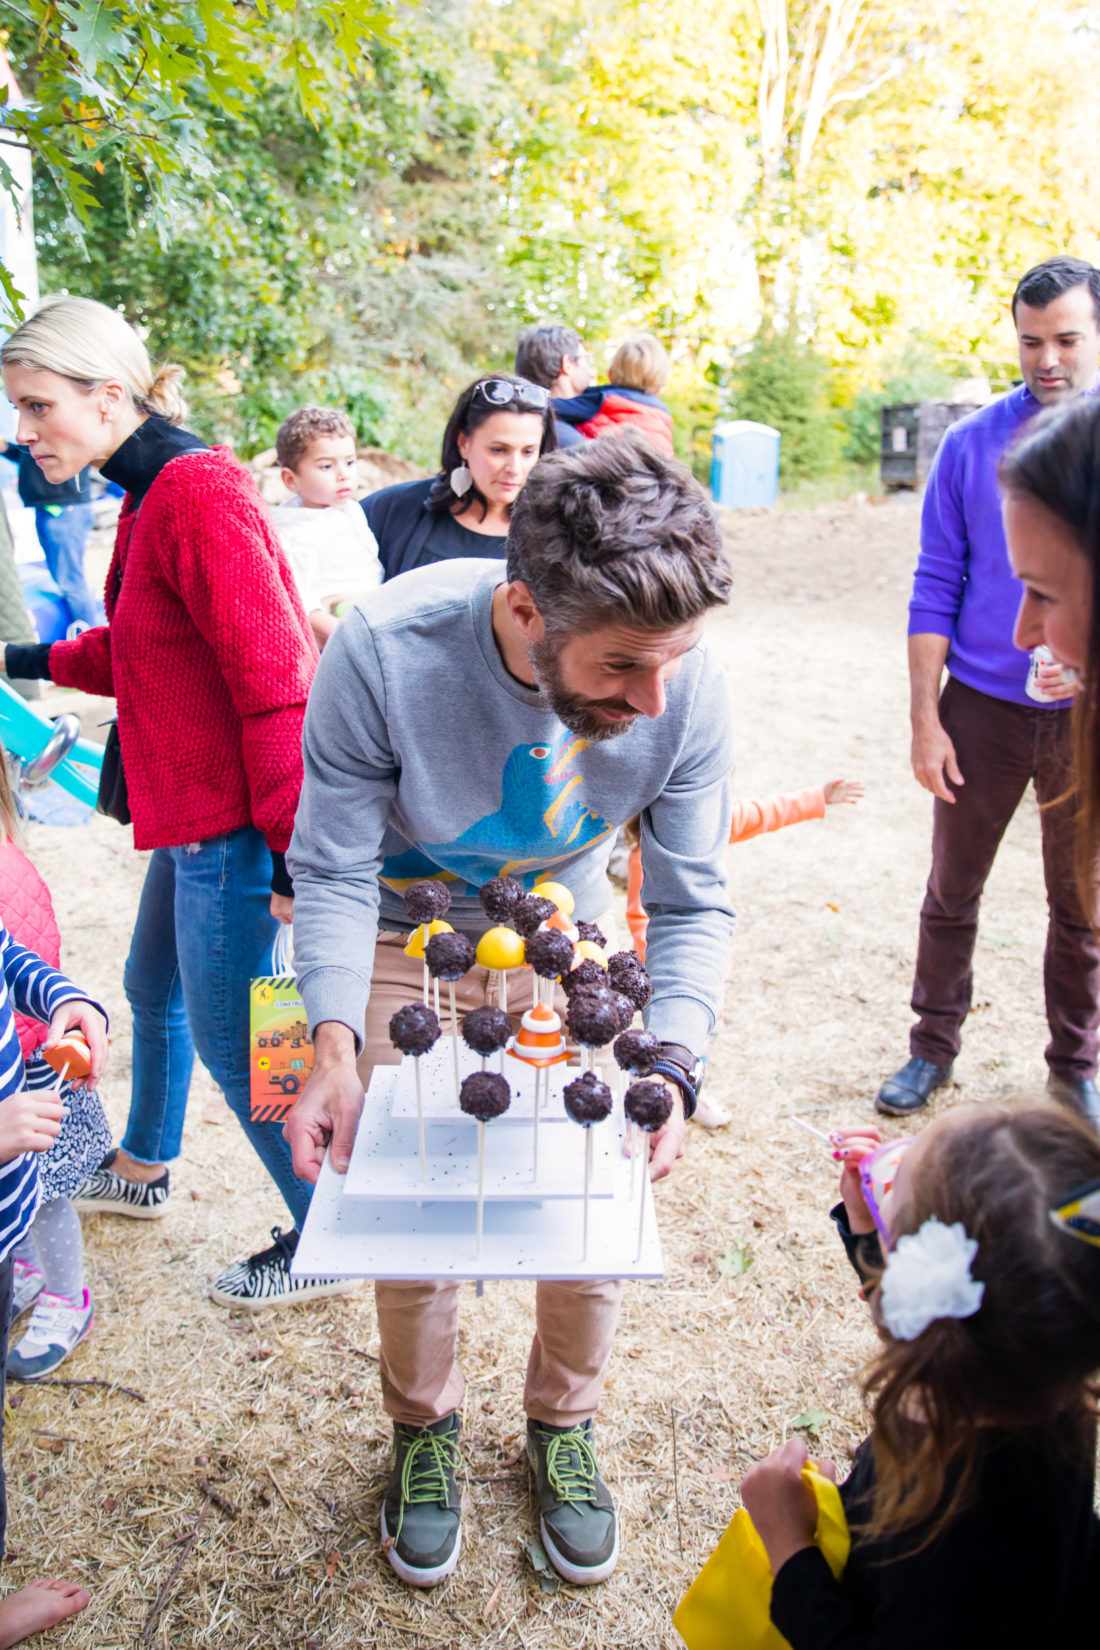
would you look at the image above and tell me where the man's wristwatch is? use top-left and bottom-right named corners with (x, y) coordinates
top-left (651, 1041), bottom-right (705, 1122)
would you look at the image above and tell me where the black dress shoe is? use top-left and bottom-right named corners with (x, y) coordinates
top-left (875, 1056), bottom-right (954, 1117)
top-left (1047, 1075), bottom-right (1100, 1132)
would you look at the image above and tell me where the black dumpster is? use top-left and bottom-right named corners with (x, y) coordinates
top-left (881, 400), bottom-right (982, 491)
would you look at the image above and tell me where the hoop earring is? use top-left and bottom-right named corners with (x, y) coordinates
top-left (450, 463), bottom-right (472, 497)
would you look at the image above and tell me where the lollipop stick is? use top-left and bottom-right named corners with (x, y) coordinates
top-left (480, 1054), bottom-right (486, 1072)
top-left (629, 1120), bottom-right (638, 1199)
top-left (500, 970), bottom-right (508, 1014)
top-left (583, 1128), bottom-right (592, 1261)
top-left (52, 1061), bottom-right (70, 1095)
top-left (533, 1068), bottom-right (540, 1180)
top-left (636, 1138), bottom-right (648, 1263)
top-left (532, 968), bottom-right (538, 1012)
top-left (433, 977), bottom-right (441, 1021)
top-left (477, 1120), bottom-right (485, 1259)
top-left (414, 1057), bottom-right (426, 1181)
top-left (448, 982), bottom-right (460, 1097)
top-left (422, 955), bottom-right (429, 1005)
top-left (788, 1114), bottom-right (834, 1147)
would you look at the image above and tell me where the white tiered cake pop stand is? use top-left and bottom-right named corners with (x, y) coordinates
top-left (293, 1042), bottom-right (664, 1281)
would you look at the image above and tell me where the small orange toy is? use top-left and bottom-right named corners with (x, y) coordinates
top-left (43, 1031), bottom-right (92, 1083)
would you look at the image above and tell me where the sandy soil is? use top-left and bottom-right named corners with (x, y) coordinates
top-left (3, 496), bottom-right (1060, 1647)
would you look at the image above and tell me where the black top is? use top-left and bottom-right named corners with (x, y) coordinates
top-left (362, 477), bottom-right (508, 580)
top-left (100, 415), bottom-right (206, 508)
top-left (770, 1208), bottom-right (1100, 1649)
top-left (3, 440), bottom-right (91, 508)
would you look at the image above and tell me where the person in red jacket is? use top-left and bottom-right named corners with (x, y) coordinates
top-left (0, 295), bottom-right (348, 1309)
top-left (552, 333), bottom-right (675, 456)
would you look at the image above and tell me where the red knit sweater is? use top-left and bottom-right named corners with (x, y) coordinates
top-left (48, 449), bottom-right (317, 854)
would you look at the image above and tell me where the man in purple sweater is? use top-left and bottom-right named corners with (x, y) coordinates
top-left (877, 256), bottom-right (1100, 1124)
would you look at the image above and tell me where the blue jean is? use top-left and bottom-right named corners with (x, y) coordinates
top-left (34, 502), bottom-right (100, 628)
top-left (122, 826), bottom-right (311, 1230)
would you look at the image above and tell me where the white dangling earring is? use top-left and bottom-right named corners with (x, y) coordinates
top-left (450, 463), bottom-right (472, 497)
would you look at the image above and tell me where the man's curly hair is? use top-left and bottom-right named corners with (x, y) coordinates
top-left (506, 431), bottom-right (731, 636)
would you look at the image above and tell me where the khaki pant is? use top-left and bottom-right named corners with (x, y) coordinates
top-left (365, 930), bottom-right (624, 1429)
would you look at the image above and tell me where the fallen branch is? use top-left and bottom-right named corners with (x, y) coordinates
top-left (137, 1498), bottom-right (209, 1645)
top-left (196, 1479), bottom-right (240, 1518)
top-left (31, 1377), bottom-right (146, 1402)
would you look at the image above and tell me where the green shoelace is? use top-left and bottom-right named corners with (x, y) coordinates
top-left (394, 1430), bottom-right (461, 1538)
top-left (539, 1426), bottom-right (599, 1505)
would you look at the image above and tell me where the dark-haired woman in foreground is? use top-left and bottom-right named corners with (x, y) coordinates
top-left (736, 1104), bottom-right (1100, 1647)
top-left (1000, 392), bottom-right (1100, 890)
top-left (362, 374), bottom-right (556, 579)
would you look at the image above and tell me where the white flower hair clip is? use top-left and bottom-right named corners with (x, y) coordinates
top-left (879, 1216), bottom-right (985, 1342)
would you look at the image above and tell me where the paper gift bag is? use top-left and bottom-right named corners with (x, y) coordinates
top-left (673, 1463), bottom-right (850, 1650)
top-left (250, 927), bottom-right (313, 1123)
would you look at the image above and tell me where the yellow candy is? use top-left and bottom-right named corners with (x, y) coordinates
top-left (404, 918), bottom-right (453, 959)
top-left (532, 880), bottom-right (575, 916)
top-left (575, 940), bottom-right (608, 967)
top-left (476, 925), bottom-right (527, 972)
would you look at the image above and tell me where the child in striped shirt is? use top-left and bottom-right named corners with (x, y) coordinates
top-left (0, 921), bottom-right (107, 1644)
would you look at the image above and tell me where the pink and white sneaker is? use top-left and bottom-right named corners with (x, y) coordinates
top-left (8, 1289), bottom-right (94, 1380)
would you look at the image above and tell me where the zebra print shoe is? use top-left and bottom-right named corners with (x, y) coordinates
top-left (71, 1150), bottom-right (171, 1219)
top-left (209, 1227), bottom-right (358, 1310)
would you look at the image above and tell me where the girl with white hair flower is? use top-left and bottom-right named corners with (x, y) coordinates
top-left (734, 1105), bottom-right (1100, 1648)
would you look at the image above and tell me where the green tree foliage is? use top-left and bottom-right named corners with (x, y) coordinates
top-left (29, 13), bottom-right (518, 460)
top-left (5, 0), bottom-right (1100, 478)
top-left (728, 331), bottom-right (841, 480)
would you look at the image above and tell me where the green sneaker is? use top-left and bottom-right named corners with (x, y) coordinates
top-left (381, 1414), bottom-right (462, 1586)
top-left (526, 1418), bottom-right (619, 1584)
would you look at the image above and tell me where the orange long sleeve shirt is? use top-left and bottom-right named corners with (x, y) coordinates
top-left (626, 786), bottom-right (827, 960)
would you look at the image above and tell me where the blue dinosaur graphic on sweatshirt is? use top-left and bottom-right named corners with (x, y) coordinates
top-left (379, 730), bottom-right (614, 897)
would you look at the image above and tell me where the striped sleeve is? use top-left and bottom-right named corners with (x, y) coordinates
top-left (0, 925), bottom-right (104, 1260)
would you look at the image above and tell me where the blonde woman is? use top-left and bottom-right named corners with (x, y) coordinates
top-left (1, 297), bottom-right (344, 1307)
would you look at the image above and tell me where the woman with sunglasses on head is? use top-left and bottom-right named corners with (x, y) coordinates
top-left (363, 375), bottom-right (556, 581)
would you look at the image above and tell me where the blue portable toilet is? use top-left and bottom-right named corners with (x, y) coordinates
top-left (711, 420), bottom-right (781, 509)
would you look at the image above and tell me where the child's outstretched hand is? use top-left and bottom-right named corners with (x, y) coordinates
top-left (741, 1437), bottom-right (838, 1576)
top-left (831, 1125), bottom-right (883, 1234)
top-left (824, 778), bottom-right (864, 806)
top-left (43, 1001), bottom-right (108, 1086)
top-left (0, 1090), bottom-right (64, 1163)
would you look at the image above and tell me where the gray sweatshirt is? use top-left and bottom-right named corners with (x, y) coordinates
top-left (288, 559), bottom-right (736, 1054)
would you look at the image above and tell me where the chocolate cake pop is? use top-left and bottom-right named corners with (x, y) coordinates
top-left (564, 1071), bottom-right (613, 1260)
top-left (462, 1004), bottom-right (512, 1064)
top-left (608, 990), bottom-right (636, 1033)
top-left (562, 957), bottom-right (606, 997)
top-left (389, 1002), bottom-right (441, 1180)
top-left (389, 1002), bottom-right (441, 1056)
top-left (625, 1077), bottom-right (673, 1132)
top-left (608, 951), bottom-right (653, 1011)
top-left (513, 893), bottom-right (556, 938)
top-left (563, 1071), bottom-right (613, 1126)
top-left (459, 1070), bottom-right (511, 1258)
top-left (576, 921), bottom-right (607, 949)
top-left (479, 875), bottom-right (523, 924)
top-left (626, 1077), bottom-right (673, 1261)
top-left (566, 987), bottom-right (623, 1066)
top-left (426, 932), bottom-right (476, 1098)
top-left (404, 881), bottom-right (452, 924)
top-left (614, 1029), bottom-right (660, 1074)
top-left (524, 927), bottom-right (576, 982)
top-left (459, 1070), bottom-right (512, 1122)
top-left (425, 931), bottom-right (476, 980)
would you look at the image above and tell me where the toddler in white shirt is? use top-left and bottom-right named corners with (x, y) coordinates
top-left (271, 406), bottom-right (383, 648)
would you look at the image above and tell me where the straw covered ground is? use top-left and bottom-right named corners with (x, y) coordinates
top-left (7, 495), bottom-right (1059, 1646)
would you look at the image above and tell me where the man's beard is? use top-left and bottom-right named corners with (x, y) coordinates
top-left (528, 637), bottom-right (638, 742)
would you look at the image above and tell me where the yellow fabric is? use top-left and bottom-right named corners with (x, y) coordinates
top-left (673, 1465), bottom-right (850, 1650)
